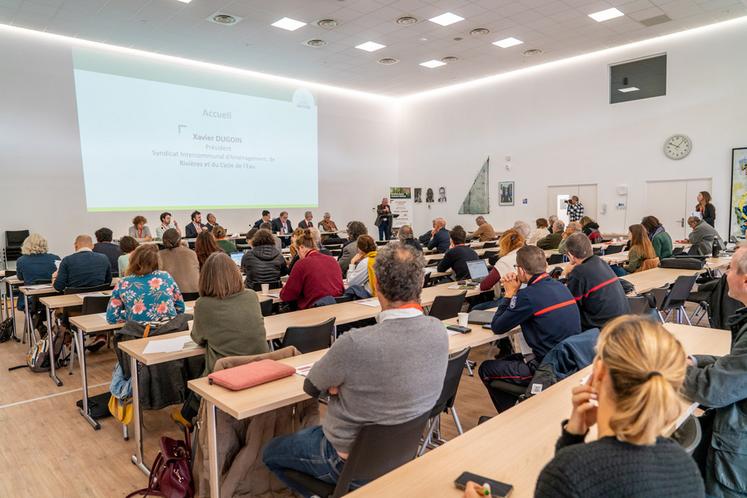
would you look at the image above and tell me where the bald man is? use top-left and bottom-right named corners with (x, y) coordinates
top-left (52, 234), bottom-right (112, 292)
top-left (428, 218), bottom-right (450, 253)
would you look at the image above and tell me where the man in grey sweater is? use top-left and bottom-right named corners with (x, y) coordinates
top-left (263, 242), bottom-right (448, 495)
top-left (685, 215), bottom-right (720, 256)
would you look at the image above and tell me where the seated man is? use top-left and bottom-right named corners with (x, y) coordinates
top-left (681, 216), bottom-right (719, 256)
top-left (397, 225), bottom-right (422, 252)
top-left (479, 245), bottom-right (581, 412)
top-left (205, 213), bottom-right (218, 232)
top-left (272, 211), bottom-right (293, 247)
top-left (92, 227), bottom-right (122, 275)
top-left (298, 211), bottom-right (314, 229)
top-left (254, 209), bottom-right (271, 229)
top-left (558, 221), bottom-right (582, 255)
top-left (682, 243), bottom-right (747, 498)
top-left (318, 212), bottom-right (346, 245)
top-left (264, 242), bottom-right (448, 494)
top-left (471, 216), bottom-right (496, 242)
top-left (537, 220), bottom-right (564, 250)
top-left (437, 225), bottom-right (479, 280)
top-left (563, 232), bottom-right (630, 330)
top-left (155, 211), bottom-right (180, 239)
top-left (418, 219), bottom-right (437, 245)
top-left (427, 217), bottom-right (450, 254)
top-left (53, 235), bottom-right (112, 292)
top-left (185, 211), bottom-right (207, 238)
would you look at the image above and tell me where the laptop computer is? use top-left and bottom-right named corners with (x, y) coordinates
top-left (467, 259), bottom-right (489, 283)
top-left (230, 252), bottom-right (243, 266)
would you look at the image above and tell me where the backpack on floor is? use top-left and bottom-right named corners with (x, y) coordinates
top-left (24, 328), bottom-right (67, 372)
top-left (0, 317), bottom-right (14, 343)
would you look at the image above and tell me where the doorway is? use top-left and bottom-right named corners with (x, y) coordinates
top-left (547, 184), bottom-right (598, 225)
top-left (645, 178), bottom-right (712, 240)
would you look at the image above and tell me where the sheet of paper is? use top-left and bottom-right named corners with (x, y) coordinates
top-left (447, 329), bottom-right (462, 337)
top-left (77, 292), bottom-right (109, 298)
top-left (142, 335), bottom-right (193, 354)
top-left (295, 363), bottom-right (316, 377)
top-left (25, 284), bottom-right (54, 290)
top-left (355, 298), bottom-right (380, 307)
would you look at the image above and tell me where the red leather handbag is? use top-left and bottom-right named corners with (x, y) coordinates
top-left (127, 427), bottom-right (194, 498)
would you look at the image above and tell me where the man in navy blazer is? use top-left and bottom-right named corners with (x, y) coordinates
top-left (272, 211), bottom-right (293, 247)
top-left (427, 218), bottom-right (451, 253)
top-left (53, 235), bottom-right (112, 292)
top-left (298, 211), bottom-right (314, 229)
top-left (185, 211), bottom-right (207, 238)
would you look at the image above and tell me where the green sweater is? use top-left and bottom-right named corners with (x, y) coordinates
top-left (622, 246), bottom-right (646, 273)
top-left (217, 239), bottom-right (239, 254)
top-left (651, 231), bottom-right (673, 259)
top-left (191, 290), bottom-right (269, 376)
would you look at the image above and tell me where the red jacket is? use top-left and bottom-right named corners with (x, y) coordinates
top-left (280, 250), bottom-right (345, 309)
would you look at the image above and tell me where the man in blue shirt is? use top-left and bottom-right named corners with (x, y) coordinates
top-left (53, 235), bottom-right (112, 293)
top-left (427, 217), bottom-right (450, 253)
top-left (479, 245), bottom-right (582, 412)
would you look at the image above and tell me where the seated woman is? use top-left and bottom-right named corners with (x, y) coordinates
top-left (195, 230), bottom-right (221, 268)
top-left (241, 228), bottom-right (289, 290)
top-left (176, 252), bottom-right (269, 427)
top-left (159, 228), bottom-right (200, 296)
top-left (528, 218), bottom-right (549, 245)
top-left (16, 233), bottom-right (60, 316)
top-left (616, 224), bottom-right (658, 275)
top-left (117, 236), bottom-right (139, 277)
top-left (128, 215), bottom-right (152, 241)
top-left (641, 215), bottom-right (673, 259)
top-left (474, 229), bottom-right (525, 310)
top-left (280, 229), bottom-right (345, 309)
top-left (286, 228), bottom-right (306, 273)
top-left (346, 235), bottom-right (378, 296)
top-left (580, 216), bottom-right (603, 243)
top-left (106, 244), bottom-right (185, 324)
top-left (213, 225), bottom-right (238, 254)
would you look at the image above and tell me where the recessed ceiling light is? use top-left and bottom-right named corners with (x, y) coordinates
top-left (493, 37), bottom-right (523, 48)
top-left (378, 57), bottom-right (400, 65)
top-left (304, 39), bottom-right (327, 48)
top-left (618, 86), bottom-right (640, 93)
top-left (470, 28), bottom-right (490, 36)
top-left (316, 19), bottom-right (338, 29)
top-left (272, 17), bottom-right (306, 31)
top-left (428, 12), bottom-right (464, 26)
top-left (589, 8), bottom-right (624, 22)
top-left (441, 56), bottom-right (459, 63)
top-left (396, 16), bottom-right (418, 25)
top-left (355, 41), bottom-right (386, 52)
top-left (176, 0), bottom-right (192, 3)
top-left (207, 13), bottom-right (241, 26)
top-left (420, 59), bottom-right (446, 68)
top-left (523, 48), bottom-right (543, 56)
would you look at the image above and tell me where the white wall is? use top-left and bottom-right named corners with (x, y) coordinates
top-left (0, 28), bottom-right (398, 256)
top-left (397, 18), bottom-right (747, 238)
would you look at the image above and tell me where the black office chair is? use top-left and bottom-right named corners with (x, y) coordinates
top-left (627, 295), bottom-right (657, 318)
top-left (418, 347), bottom-right (471, 456)
top-left (283, 411), bottom-right (431, 498)
top-left (673, 246), bottom-right (685, 256)
top-left (181, 292), bottom-right (199, 302)
top-left (547, 253), bottom-right (564, 265)
top-left (428, 292), bottom-right (467, 320)
top-left (259, 298), bottom-right (273, 317)
top-left (280, 317), bottom-right (335, 354)
top-left (657, 275), bottom-right (699, 324)
top-left (5, 230), bottom-right (29, 262)
top-left (605, 244), bottom-right (625, 255)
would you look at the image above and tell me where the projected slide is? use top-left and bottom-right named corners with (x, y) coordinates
top-left (72, 52), bottom-right (318, 211)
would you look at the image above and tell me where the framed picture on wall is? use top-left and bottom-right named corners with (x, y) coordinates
top-left (499, 181), bottom-right (515, 206)
top-left (729, 147), bottom-right (747, 241)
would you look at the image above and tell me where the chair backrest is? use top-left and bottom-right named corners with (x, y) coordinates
top-left (428, 292), bottom-right (466, 320)
top-left (281, 317), bottom-right (335, 354)
top-left (672, 246), bottom-right (685, 256)
top-left (259, 298), bottom-right (273, 317)
top-left (181, 292), bottom-right (199, 302)
top-left (332, 411), bottom-right (431, 497)
top-left (547, 253), bottom-right (564, 265)
top-left (627, 295), bottom-right (655, 316)
top-left (605, 244), bottom-right (624, 255)
top-left (81, 295), bottom-right (111, 315)
top-left (639, 257), bottom-right (660, 272)
top-left (662, 275), bottom-right (698, 308)
top-left (63, 283), bottom-right (113, 295)
top-left (430, 347), bottom-right (471, 416)
top-left (6, 230), bottom-right (29, 247)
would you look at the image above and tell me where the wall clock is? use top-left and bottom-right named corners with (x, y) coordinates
top-left (664, 134), bottom-right (692, 160)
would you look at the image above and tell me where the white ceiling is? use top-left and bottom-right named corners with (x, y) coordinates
top-left (1, 0), bottom-right (745, 96)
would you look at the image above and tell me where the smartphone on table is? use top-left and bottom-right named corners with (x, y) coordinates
top-left (454, 471), bottom-right (513, 497)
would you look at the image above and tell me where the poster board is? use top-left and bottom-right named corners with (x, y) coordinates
top-left (389, 187), bottom-right (413, 228)
top-left (729, 147), bottom-right (747, 240)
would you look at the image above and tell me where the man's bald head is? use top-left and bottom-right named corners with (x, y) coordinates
top-left (74, 234), bottom-right (93, 250)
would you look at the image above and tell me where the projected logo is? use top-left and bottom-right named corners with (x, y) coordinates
top-left (292, 88), bottom-right (316, 110)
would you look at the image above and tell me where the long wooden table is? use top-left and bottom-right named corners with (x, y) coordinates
top-left (346, 323), bottom-right (730, 498)
top-left (187, 318), bottom-right (501, 498)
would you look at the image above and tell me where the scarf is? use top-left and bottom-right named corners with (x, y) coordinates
top-left (650, 225), bottom-right (665, 240)
top-left (366, 251), bottom-right (378, 297)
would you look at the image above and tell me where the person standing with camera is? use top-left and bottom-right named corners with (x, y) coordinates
top-left (566, 196), bottom-right (584, 222)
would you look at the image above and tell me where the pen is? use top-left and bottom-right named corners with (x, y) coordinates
top-left (482, 482), bottom-right (491, 496)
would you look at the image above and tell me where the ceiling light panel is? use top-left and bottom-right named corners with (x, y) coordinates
top-left (428, 12), bottom-right (464, 26)
top-left (355, 41), bottom-right (386, 52)
top-left (272, 17), bottom-right (306, 31)
top-left (493, 37), bottom-right (523, 48)
top-left (420, 59), bottom-right (446, 68)
top-left (589, 8), bottom-right (625, 22)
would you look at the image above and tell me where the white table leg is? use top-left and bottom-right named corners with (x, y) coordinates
top-left (207, 402), bottom-right (220, 498)
top-left (130, 355), bottom-right (150, 475)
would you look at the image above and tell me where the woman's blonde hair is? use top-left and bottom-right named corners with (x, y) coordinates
top-left (596, 316), bottom-right (687, 445)
top-left (21, 233), bottom-right (48, 255)
top-left (498, 228), bottom-right (525, 257)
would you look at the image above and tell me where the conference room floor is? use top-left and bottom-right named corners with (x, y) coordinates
top-left (0, 301), bottom-right (706, 497)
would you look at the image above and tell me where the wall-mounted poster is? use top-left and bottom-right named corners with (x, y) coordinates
top-left (438, 186), bottom-right (447, 203)
top-left (426, 188), bottom-right (434, 203)
top-left (729, 147), bottom-right (747, 240)
top-left (414, 188), bottom-right (422, 203)
top-left (499, 181), bottom-right (515, 206)
top-left (389, 187), bottom-right (413, 228)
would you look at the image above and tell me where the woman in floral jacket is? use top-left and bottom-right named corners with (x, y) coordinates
top-left (106, 244), bottom-right (185, 324)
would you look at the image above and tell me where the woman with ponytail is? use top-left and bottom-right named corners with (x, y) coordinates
top-left (534, 316), bottom-right (705, 497)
